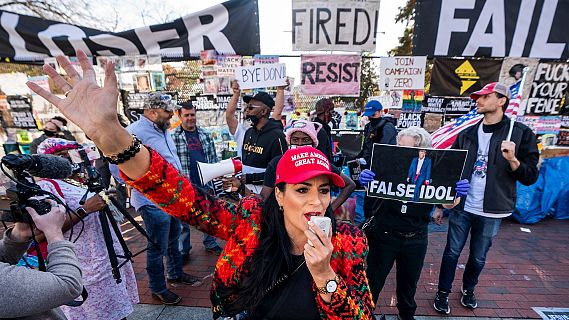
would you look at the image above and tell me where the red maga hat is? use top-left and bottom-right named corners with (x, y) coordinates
top-left (275, 146), bottom-right (345, 187)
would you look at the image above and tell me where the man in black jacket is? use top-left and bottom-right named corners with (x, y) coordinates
top-left (312, 98), bottom-right (334, 161)
top-left (240, 91), bottom-right (288, 193)
top-left (433, 82), bottom-right (539, 313)
top-left (357, 100), bottom-right (398, 219)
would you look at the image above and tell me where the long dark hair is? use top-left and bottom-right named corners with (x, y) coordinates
top-left (232, 182), bottom-right (337, 313)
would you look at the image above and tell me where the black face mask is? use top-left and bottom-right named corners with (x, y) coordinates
top-left (369, 117), bottom-right (381, 125)
top-left (44, 129), bottom-right (57, 137)
top-left (245, 115), bottom-right (260, 126)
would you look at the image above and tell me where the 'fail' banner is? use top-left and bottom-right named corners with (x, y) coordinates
top-left (292, 0), bottom-right (380, 52)
top-left (301, 54), bottom-right (361, 96)
top-left (0, 0), bottom-right (259, 62)
top-left (413, 0), bottom-right (569, 60)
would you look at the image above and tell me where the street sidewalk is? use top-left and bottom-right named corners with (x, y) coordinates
top-left (123, 213), bottom-right (569, 319)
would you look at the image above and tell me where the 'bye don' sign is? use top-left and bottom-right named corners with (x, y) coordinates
top-left (235, 63), bottom-right (287, 89)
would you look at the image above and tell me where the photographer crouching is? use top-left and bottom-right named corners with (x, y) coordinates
top-left (0, 203), bottom-right (83, 319)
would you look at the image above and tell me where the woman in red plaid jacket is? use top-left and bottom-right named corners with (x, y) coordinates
top-left (28, 51), bottom-right (375, 320)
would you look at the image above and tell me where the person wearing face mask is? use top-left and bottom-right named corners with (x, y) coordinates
top-left (312, 99), bottom-right (335, 162)
top-left (226, 80), bottom-right (286, 158)
top-left (356, 100), bottom-right (398, 226)
top-left (225, 119), bottom-right (356, 211)
top-left (238, 91), bottom-right (288, 194)
top-left (30, 117), bottom-right (77, 155)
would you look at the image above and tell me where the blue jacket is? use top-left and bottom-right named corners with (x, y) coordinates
top-left (407, 157), bottom-right (432, 186)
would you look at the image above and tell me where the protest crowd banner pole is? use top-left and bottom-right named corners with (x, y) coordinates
top-left (507, 67), bottom-right (530, 141)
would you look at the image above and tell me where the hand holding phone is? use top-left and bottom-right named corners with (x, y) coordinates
top-left (309, 216), bottom-right (331, 238)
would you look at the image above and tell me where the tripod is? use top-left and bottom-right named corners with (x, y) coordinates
top-left (77, 151), bottom-right (159, 284)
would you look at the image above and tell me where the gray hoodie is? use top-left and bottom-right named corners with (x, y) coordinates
top-left (0, 228), bottom-right (83, 319)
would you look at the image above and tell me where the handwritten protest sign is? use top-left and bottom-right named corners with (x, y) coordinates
top-left (367, 144), bottom-right (467, 204)
top-left (301, 54), bottom-right (361, 96)
top-left (235, 63), bottom-right (287, 90)
top-left (292, 0), bottom-right (380, 52)
top-left (379, 56), bottom-right (426, 90)
top-left (525, 61), bottom-right (569, 115)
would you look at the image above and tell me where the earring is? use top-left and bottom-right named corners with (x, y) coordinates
top-left (279, 206), bottom-right (284, 212)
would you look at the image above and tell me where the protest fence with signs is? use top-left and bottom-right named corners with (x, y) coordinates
top-left (367, 144), bottom-right (467, 204)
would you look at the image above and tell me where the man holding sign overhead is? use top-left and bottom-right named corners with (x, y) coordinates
top-left (434, 82), bottom-right (539, 313)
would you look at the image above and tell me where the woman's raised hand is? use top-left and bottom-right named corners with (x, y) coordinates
top-left (26, 50), bottom-right (125, 153)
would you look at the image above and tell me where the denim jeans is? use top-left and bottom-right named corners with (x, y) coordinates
top-left (367, 230), bottom-right (428, 320)
top-left (138, 205), bottom-right (183, 294)
top-left (179, 222), bottom-right (219, 255)
top-left (438, 209), bottom-right (502, 292)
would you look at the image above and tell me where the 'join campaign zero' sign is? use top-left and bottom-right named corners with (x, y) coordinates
top-left (366, 144), bottom-right (467, 204)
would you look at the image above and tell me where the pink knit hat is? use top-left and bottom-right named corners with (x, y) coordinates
top-left (284, 119), bottom-right (322, 147)
top-left (37, 138), bottom-right (80, 155)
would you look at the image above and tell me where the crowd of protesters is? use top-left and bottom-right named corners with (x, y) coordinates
top-left (0, 51), bottom-right (539, 320)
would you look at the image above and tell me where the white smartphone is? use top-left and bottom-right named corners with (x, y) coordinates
top-left (310, 216), bottom-right (331, 238)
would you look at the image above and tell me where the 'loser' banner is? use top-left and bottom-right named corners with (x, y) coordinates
top-left (0, 0), bottom-right (259, 62)
top-left (413, 0), bottom-right (569, 60)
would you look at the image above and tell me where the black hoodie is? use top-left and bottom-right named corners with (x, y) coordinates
top-left (242, 119), bottom-right (288, 184)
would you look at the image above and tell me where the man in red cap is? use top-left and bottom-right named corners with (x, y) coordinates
top-left (433, 82), bottom-right (539, 313)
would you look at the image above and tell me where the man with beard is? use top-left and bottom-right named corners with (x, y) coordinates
top-left (112, 92), bottom-right (202, 305)
top-left (239, 91), bottom-right (288, 194)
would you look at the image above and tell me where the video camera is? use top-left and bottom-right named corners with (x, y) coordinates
top-left (0, 154), bottom-right (67, 223)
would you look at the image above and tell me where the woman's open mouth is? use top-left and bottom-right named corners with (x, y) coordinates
top-left (304, 212), bottom-right (321, 221)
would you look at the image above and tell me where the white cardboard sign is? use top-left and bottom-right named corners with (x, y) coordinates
top-left (235, 63), bottom-right (287, 90)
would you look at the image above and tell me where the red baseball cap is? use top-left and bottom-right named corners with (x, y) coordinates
top-left (470, 82), bottom-right (512, 101)
top-left (275, 146), bottom-right (345, 187)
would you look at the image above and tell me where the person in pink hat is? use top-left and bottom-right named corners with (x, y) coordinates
top-left (433, 82), bottom-right (539, 313)
top-left (27, 51), bottom-right (375, 319)
top-left (225, 119), bottom-right (356, 213)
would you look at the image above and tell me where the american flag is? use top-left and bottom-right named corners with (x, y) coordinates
top-left (432, 82), bottom-right (522, 149)
top-left (506, 80), bottom-right (522, 116)
top-left (431, 108), bottom-right (482, 149)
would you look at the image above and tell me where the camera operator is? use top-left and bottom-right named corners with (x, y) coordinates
top-left (0, 203), bottom-right (83, 319)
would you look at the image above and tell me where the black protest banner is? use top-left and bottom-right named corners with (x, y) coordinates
top-left (397, 112), bottom-right (422, 129)
top-left (0, 0), bottom-right (259, 62)
top-left (346, 159), bottom-right (364, 191)
top-left (525, 61), bottom-right (569, 116)
top-left (558, 129), bottom-right (569, 146)
top-left (413, 0), bottom-right (569, 60)
top-left (190, 94), bottom-right (238, 127)
top-left (332, 130), bottom-right (364, 160)
top-left (367, 144), bottom-right (467, 204)
top-left (430, 58), bottom-right (502, 97)
top-left (2, 96), bottom-right (37, 129)
top-left (424, 96), bottom-right (476, 115)
top-left (292, 0), bottom-right (380, 52)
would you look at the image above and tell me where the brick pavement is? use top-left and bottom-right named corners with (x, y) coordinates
top-left (122, 213), bottom-right (569, 318)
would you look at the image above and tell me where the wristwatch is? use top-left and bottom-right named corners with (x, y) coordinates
top-left (317, 277), bottom-right (338, 294)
